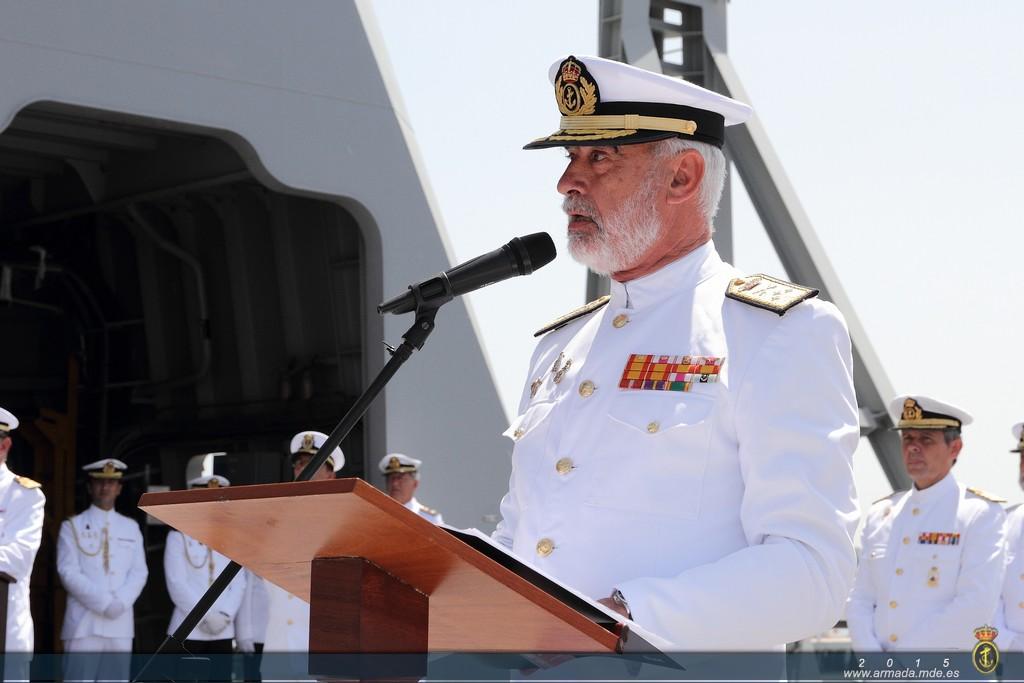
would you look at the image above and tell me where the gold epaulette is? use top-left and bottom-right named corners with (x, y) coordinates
top-left (726, 274), bottom-right (818, 316)
top-left (15, 476), bottom-right (41, 489)
top-left (967, 487), bottom-right (1007, 503)
top-left (534, 295), bottom-right (611, 337)
top-left (872, 491), bottom-right (898, 505)
top-left (421, 504), bottom-right (439, 516)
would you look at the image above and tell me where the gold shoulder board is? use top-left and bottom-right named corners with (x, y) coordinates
top-left (872, 491), bottom-right (899, 505)
top-left (726, 274), bottom-right (818, 316)
top-left (534, 295), bottom-right (611, 337)
top-left (15, 476), bottom-right (41, 489)
top-left (967, 487), bottom-right (1007, 503)
top-left (421, 505), bottom-right (438, 515)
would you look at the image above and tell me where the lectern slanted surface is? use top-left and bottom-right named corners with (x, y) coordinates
top-left (139, 478), bottom-right (617, 652)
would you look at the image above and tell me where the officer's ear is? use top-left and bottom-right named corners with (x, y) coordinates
top-left (949, 437), bottom-right (963, 464)
top-left (665, 148), bottom-right (704, 206)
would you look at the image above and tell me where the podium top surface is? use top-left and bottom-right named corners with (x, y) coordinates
top-left (139, 478), bottom-right (618, 652)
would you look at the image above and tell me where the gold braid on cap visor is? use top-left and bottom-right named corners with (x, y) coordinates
top-left (897, 417), bottom-right (961, 429)
top-left (558, 114), bottom-right (698, 136)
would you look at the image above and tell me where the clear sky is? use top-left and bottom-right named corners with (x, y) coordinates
top-left (369, 1), bottom-right (1024, 514)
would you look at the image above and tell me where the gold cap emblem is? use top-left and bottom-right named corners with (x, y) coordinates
top-left (301, 433), bottom-right (317, 453)
top-left (207, 478), bottom-right (221, 489)
top-left (902, 398), bottom-right (924, 422)
top-left (555, 56), bottom-right (599, 117)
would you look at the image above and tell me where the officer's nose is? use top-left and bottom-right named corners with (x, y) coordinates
top-left (557, 160), bottom-right (587, 197)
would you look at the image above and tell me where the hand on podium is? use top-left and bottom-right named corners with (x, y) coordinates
top-left (236, 638), bottom-right (255, 653)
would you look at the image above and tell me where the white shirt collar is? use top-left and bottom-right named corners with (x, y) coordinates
top-left (0, 462), bottom-right (10, 482)
top-left (909, 470), bottom-right (958, 506)
top-left (87, 504), bottom-right (112, 520)
top-left (609, 241), bottom-right (722, 310)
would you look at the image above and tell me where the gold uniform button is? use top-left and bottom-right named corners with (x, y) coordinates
top-left (1019, 573), bottom-right (1024, 581)
top-left (895, 568), bottom-right (904, 576)
top-left (555, 458), bottom-right (574, 475)
top-left (902, 536), bottom-right (910, 545)
top-left (912, 508), bottom-right (920, 516)
top-left (889, 634), bottom-right (898, 643)
top-left (578, 380), bottom-right (596, 397)
top-left (1019, 601), bottom-right (1024, 609)
top-left (287, 619), bottom-right (294, 625)
top-left (513, 428), bottom-right (525, 440)
top-left (646, 422), bottom-right (660, 434)
top-left (612, 314), bottom-right (629, 329)
top-left (536, 538), bottom-right (555, 557)
top-left (889, 601), bottom-right (898, 609)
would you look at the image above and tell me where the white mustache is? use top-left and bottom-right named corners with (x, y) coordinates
top-left (562, 196), bottom-right (600, 224)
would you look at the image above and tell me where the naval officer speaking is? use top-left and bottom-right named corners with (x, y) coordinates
top-left (491, 55), bottom-right (860, 650)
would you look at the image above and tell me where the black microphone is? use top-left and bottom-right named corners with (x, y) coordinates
top-left (378, 232), bottom-right (556, 315)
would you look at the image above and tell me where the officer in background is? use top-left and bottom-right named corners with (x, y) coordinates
top-left (263, 432), bottom-right (342, 669)
top-left (164, 473), bottom-right (246, 682)
top-left (493, 55), bottom-right (859, 649)
top-left (57, 458), bottom-right (148, 682)
top-left (235, 567), bottom-right (268, 681)
top-left (0, 406), bottom-right (45, 682)
top-left (847, 395), bottom-right (1006, 651)
top-left (379, 454), bottom-right (443, 524)
top-left (995, 422), bottom-right (1024, 651)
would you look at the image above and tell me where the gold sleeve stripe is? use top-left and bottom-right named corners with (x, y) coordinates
top-left (559, 114), bottom-right (697, 136)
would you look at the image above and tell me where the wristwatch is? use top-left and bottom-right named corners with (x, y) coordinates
top-left (610, 588), bottom-right (632, 619)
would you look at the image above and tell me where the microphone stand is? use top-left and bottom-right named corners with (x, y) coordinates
top-left (133, 295), bottom-right (445, 682)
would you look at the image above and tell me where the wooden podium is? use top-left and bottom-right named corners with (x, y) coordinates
top-left (139, 478), bottom-right (619, 658)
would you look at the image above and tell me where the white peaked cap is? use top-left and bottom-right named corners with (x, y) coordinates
top-left (888, 394), bottom-right (973, 430)
top-left (290, 431), bottom-right (344, 472)
top-left (0, 406), bottom-right (19, 433)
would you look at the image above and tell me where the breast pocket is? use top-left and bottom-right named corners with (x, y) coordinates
top-left (585, 392), bottom-right (716, 520)
top-left (911, 544), bottom-right (962, 601)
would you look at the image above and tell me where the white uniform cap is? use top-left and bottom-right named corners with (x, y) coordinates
top-left (888, 395), bottom-right (973, 430)
top-left (289, 431), bottom-right (344, 472)
top-left (0, 406), bottom-right (19, 434)
top-left (378, 453), bottom-right (421, 475)
top-left (188, 474), bottom-right (230, 489)
top-left (1011, 423), bottom-right (1024, 453)
top-left (83, 458), bottom-right (128, 479)
top-left (526, 54), bottom-right (752, 150)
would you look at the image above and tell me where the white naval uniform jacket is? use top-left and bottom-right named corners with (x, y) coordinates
top-left (235, 569), bottom-right (269, 644)
top-left (993, 504), bottom-right (1024, 651)
top-left (0, 463), bottom-right (45, 652)
top-left (846, 473), bottom-right (1005, 652)
top-left (164, 530), bottom-right (245, 640)
top-left (406, 497), bottom-right (444, 525)
top-left (57, 505), bottom-right (148, 640)
top-left (493, 243), bottom-right (860, 649)
top-left (263, 582), bottom-right (310, 652)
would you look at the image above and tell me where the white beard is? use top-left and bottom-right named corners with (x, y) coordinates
top-left (564, 171), bottom-right (663, 276)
